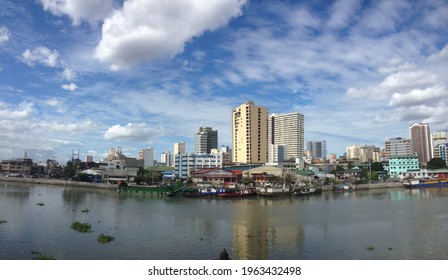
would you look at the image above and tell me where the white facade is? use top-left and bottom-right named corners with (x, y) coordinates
top-left (138, 147), bottom-right (154, 168)
top-left (174, 141), bottom-right (186, 155)
top-left (268, 112), bottom-right (304, 162)
top-left (160, 151), bottom-right (173, 167)
top-left (174, 152), bottom-right (223, 179)
top-left (385, 137), bottom-right (411, 158)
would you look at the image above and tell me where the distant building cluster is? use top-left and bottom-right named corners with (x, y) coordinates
top-left (2, 102), bottom-right (448, 184)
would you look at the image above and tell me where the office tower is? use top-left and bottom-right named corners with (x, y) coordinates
top-left (232, 101), bottom-right (268, 164)
top-left (409, 123), bottom-right (432, 164)
top-left (385, 137), bottom-right (411, 158)
top-left (138, 147), bottom-right (154, 168)
top-left (268, 112), bottom-right (304, 162)
top-left (174, 141), bottom-right (186, 155)
top-left (195, 126), bottom-right (218, 154)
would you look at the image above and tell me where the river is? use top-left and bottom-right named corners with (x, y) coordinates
top-left (1, 181), bottom-right (448, 260)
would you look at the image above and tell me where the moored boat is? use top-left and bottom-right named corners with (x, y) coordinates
top-left (291, 186), bottom-right (322, 196)
top-left (217, 188), bottom-right (257, 198)
top-left (404, 178), bottom-right (448, 188)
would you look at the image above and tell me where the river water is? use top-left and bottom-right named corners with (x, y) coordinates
top-left (1, 181), bottom-right (448, 260)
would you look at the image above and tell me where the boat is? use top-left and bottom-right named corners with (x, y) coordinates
top-left (217, 188), bottom-right (257, 198)
top-left (256, 185), bottom-right (290, 197)
top-left (291, 185), bottom-right (322, 196)
top-left (334, 182), bottom-right (353, 191)
top-left (404, 178), bottom-right (448, 188)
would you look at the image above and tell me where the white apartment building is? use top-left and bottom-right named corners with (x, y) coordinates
top-left (268, 112), bottom-right (305, 163)
top-left (174, 151), bottom-right (223, 179)
top-left (138, 147), bottom-right (154, 168)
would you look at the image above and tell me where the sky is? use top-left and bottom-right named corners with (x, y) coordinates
top-left (0, 0), bottom-right (448, 164)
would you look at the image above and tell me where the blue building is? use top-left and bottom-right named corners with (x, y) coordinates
top-left (388, 155), bottom-right (419, 178)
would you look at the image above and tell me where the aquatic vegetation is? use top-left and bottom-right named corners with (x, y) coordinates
top-left (71, 222), bottom-right (92, 233)
top-left (0, 219), bottom-right (7, 224)
top-left (81, 208), bottom-right (90, 213)
top-left (367, 246), bottom-right (375, 251)
top-left (36, 203), bottom-right (45, 206)
top-left (98, 234), bottom-right (114, 243)
top-left (31, 250), bottom-right (56, 260)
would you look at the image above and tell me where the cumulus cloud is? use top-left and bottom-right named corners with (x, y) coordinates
top-left (94, 0), bottom-right (247, 70)
top-left (62, 67), bottom-right (77, 81)
top-left (21, 46), bottom-right (60, 67)
top-left (0, 26), bottom-right (10, 45)
top-left (389, 85), bottom-right (447, 107)
top-left (62, 83), bottom-right (78, 91)
top-left (103, 123), bottom-right (163, 141)
top-left (38, 0), bottom-right (114, 25)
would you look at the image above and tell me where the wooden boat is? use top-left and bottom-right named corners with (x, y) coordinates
top-left (291, 186), bottom-right (322, 196)
top-left (216, 188), bottom-right (257, 198)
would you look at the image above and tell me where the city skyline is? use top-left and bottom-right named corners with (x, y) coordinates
top-left (1, 0), bottom-right (448, 163)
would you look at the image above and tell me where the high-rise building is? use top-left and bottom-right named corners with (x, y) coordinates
top-left (232, 101), bottom-right (268, 164)
top-left (306, 140), bottom-right (324, 159)
top-left (409, 123), bottom-right (432, 164)
top-left (174, 141), bottom-right (186, 155)
top-left (385, 137), bottom-right (411, 158)
top-left (160, 151), bottom-right (173, 167)
top-left (268, 112), bottom-right (304, 162)
top-left (432, 131), bottom-right (448, 148)
top-left (433, 143), bottom-right (448, 166)
top-left (138, 147), bottom-right (154, 168)
top-left (195, 126), bottom-right (218, 154)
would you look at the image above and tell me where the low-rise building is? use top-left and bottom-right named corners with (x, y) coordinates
top-left (388, 155), bottom-right (420, 178)
top-left (174, 152), bottom-right (223, 179)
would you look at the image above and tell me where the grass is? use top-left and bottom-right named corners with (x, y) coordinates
top-left (98, 234), bottom-right (115, 244)
top-left (71, 221), bottom-right (92, 233)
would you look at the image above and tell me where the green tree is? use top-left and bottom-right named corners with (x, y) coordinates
top-left (427, 158), bottom-right (447, 169)
top-left (370, 162), bottom-right (385, 171)
top-left (63, 159), bottom-right (82, 179)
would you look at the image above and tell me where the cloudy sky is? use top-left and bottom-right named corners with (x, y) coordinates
top-left (1, 0), bottom-right (447, 163)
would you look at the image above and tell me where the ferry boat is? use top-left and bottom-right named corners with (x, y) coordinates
top-left (217, 188), bottom-right (257, 198)
top-left (291, 186), bottom-right (322, 196)
top-left (404, 178), bottom-right (448, 188)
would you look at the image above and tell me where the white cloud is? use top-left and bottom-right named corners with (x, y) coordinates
top-left (21, 46), bottom-right (60, 67)
top-left (389, 85), bottom-right (447, 107)
top-left (38, 0), bottom-right (114, 25)
top-left (62, 67), bottom-right (77, 81)
top-left (94, 0), bottom-right (247, 70)
top-left (0, 26), bottom-right (10, 45)
top-left (103, 123), bottom-right (163, 141)
top-left (44, 98), bottom-right (61, 107)
top-left (62, 83), bottom-right (78, 91)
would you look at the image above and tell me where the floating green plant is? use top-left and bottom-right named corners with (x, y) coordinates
top-left (81, 208), bottom-right (90, 213)
top-left (98, 234), bottom-right (115, 244)
top-left (0, 219), bottom-right (7, 224)
top-left (367, 246), bottom-right (375, 251)
top-left (71, 221), bottom-right (92, 233)
top-left (31, 250), bottom-right (55, 260)
top-left (36, 203), bottom-right (45, 206)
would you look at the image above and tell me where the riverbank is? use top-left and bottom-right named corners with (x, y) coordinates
top-left (0, 176), bottom-right (117, 190)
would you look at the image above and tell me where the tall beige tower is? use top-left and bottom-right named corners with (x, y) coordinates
top-left (232, 101), bottom-right (268, 164)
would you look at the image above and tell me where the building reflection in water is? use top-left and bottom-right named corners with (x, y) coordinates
top-left (231, 199), bottom-right (305, 260)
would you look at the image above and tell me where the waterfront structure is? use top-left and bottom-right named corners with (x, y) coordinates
top-left (232, 101), bottom-right (268, 164)
top-left (160, 151), bottom-right (173, 167)
top-left (174, 151), bottom-right (223, 179)
top-left (385, 137), bottom-right (411, 158)
top-left (409, 123), bottom-right (432, 164)
top-left (388, 155), bottom-right (420, 178)
top-left (268, 112), bottom-right (304, 163)
top-left (434, 143), bottom-right (448, 166)
top-left (1, 158), bottom-right (33, 175)
top-left (195, 126), bottom-right (218, 154)
top-left (174, 141), bottom-right (186, 155)
top-left (190, 167), bottom-right (240, 186)
top-left (138, 147), bottom-right (154, 168)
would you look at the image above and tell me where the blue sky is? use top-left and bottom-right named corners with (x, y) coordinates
top-left (1, 0), bottom-right (447, 163)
